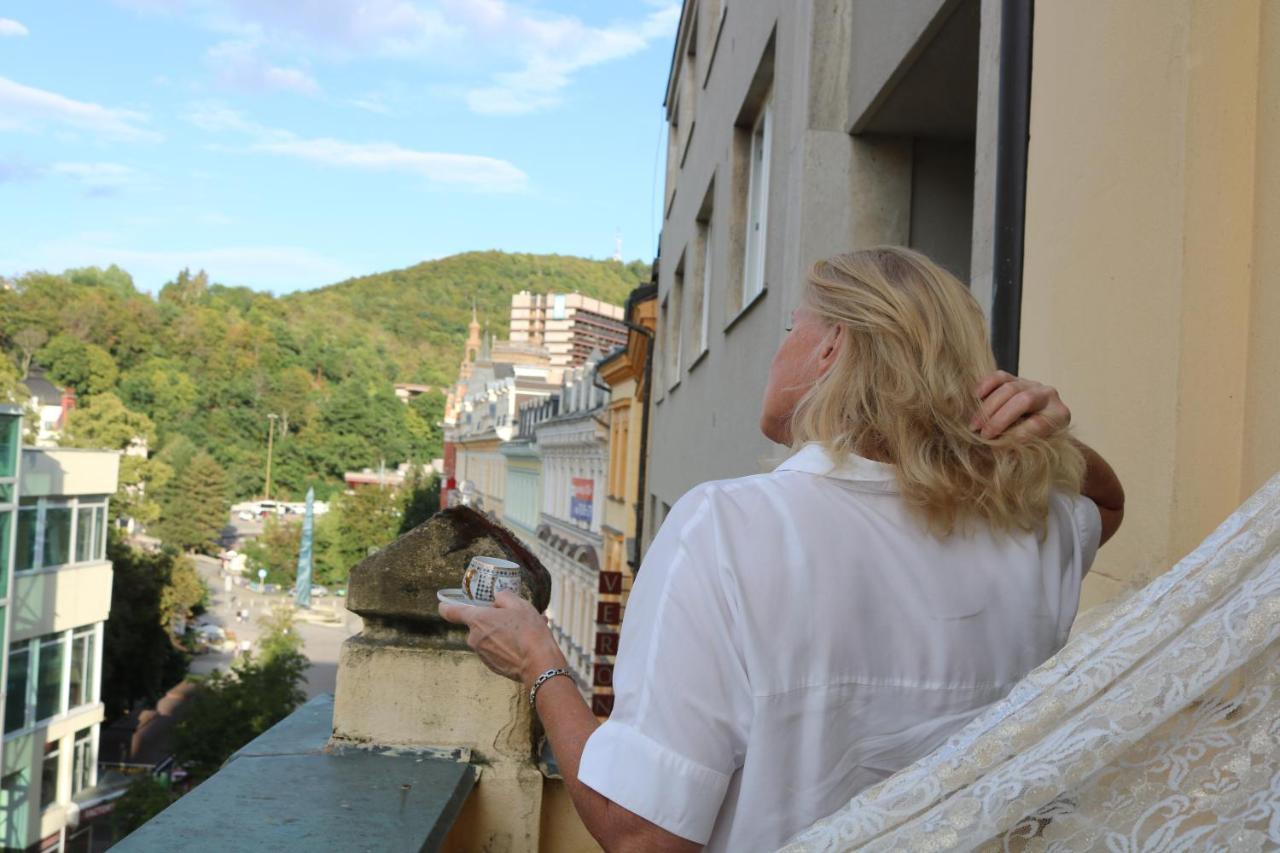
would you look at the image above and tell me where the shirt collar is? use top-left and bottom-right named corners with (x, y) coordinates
top-left (774, 442), bottom-right (898, 486)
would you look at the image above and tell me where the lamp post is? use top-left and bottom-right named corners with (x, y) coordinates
top-left (264, 413), bottom-right (279, 501)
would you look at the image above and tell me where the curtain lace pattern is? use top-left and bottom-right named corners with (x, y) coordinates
top-left (781, 472), bottom-right (1280, 852)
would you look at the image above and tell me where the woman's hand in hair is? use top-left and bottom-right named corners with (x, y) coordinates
top-left (971, 371), bottom-right (1071, 441)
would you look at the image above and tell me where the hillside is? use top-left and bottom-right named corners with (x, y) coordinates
top-left (0, 252), bottom-right (651, 500)
top-left (284, 251), bottom-right (650, 386)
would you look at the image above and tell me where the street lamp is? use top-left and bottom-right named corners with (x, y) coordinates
top-left (264, 413), bottom-right (279, 501)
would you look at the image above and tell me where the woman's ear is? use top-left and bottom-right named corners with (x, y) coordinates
top-left (817, 323), bottom-right (843, 374)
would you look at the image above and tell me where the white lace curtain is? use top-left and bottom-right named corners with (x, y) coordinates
top-left (782, 472), bottom-right (1280, 852)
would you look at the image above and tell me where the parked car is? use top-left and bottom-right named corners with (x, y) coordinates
top-left (237, 510), bottom-right (255, 521)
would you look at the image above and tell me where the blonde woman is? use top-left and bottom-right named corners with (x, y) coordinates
top-left (441, 246), bottom-right (1125, 852)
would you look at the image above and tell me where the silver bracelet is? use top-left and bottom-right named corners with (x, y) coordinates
top-left (529, 667), bottom-right (573, 708)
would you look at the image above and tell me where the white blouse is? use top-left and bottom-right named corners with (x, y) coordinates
top-left (577, 443), bottom-right (1102, 852)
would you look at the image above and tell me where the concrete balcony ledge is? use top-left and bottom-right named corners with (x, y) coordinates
top-left (114, 695), bottom-right (477, 853)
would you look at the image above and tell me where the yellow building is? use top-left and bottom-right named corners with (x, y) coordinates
top-left (594, 284), bottom-right (657, 717)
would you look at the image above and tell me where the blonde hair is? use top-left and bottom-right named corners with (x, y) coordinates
top-left (789, 246), bottom-right (1085, 535)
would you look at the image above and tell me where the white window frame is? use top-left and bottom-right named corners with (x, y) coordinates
top-left (743, 92), bottom-right (773, 306)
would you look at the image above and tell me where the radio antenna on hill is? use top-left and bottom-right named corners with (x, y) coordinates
top-left (613, 228), bottom-right (623, 263)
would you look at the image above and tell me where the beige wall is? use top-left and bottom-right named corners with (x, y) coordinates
top-left (12, 561), bottom-right (112, 641)
top-left (19, 448), bottom-right (119, 498)
top-left (1020, 0), bottom-right (1278, 610)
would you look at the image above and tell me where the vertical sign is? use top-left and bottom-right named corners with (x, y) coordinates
top-left (570, 477), bottom-right (594, 523)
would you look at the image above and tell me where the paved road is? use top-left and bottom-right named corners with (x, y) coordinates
top-left (189, 555), bottom-right (362, 699)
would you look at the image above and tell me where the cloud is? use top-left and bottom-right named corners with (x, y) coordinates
top-left (217, 0), bottom-right (458, 56)
top-left (49, 162), bottom-right (141, 195)
top-left (0, 76), bottom-right (160, 140)
top-left (457, 1), bottom-right (680, 115)
top-left (252, 137), bottom-right (527, 192)
top-left (0, 18), bottom-right (28, 37)
top-left (186, 103), bottom-right (528, 192)
top-left (207, 40), bottom-right (321, 96)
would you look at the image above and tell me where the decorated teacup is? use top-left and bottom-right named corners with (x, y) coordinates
top-left (462, 556), bottom-right (524, 604)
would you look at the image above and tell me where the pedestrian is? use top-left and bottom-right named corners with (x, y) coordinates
top-left (441, 246), bottom-right (1124, 852)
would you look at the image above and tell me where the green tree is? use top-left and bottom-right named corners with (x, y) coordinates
top-left (314, 486), bottom-right (403, 585)
top-left (102, 537), bottom-right (190, 717)
top-left (242, 516), bottom-right (301, 587)
top-left (160, 555), bottom-right (207, 629)
top-left (157, 451), bottom-right (229, 553)
top-left (173, 612), bottom-right (307, 782)
top-left (60, 392), bottom-right (156, 451)
top-left (405, 391), bottom-right (445, 462)
top-left (39, 333), bottom-right (119, 396)
top-left (399, 468), bottom-right (440, 535)
top-left (111, 776), bottom-right (176, 839)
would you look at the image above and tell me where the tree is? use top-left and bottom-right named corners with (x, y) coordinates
top-left (242, 516), bottom-right (301, 587)
top-left (399, 468), bottom-right (440, 535)
top-left (39, 333), bottom-right (119, 396)
top-left (160, 555), bottom-right (207, 630)
top-left (60, 392), bottom-right (156, 451)
top-left (406, 391), bottom-right (445, 462)
top-left (111, 776), bottom-right (176, 839)
top-left (173, 611), bottom-right (307, 782)
top-left (157, 451), bottom-right (229, 553)
top-left (314, 486), bottom-right (403, 585)
top-left (13, 327), bottom-right (46, 376)
top-left (102, 537), bottom-right (190, 718)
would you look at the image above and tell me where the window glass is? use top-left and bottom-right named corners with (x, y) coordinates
top-left (15, 508), bottom-right (37, 572)
top-left (5, 641), bottom-right (28, 733)
top-left (43, 507), bottom-right (72, 568)
top-left (0, 483), bottom-right (11, 503)
top-left (0, 768), bottom-right (27, 847)
top-left (0, 415), bottom-right (17, 478)
top-left (40, 740), bottom-right (59, 811)
top-left (95, 506), bottom-right (107, 559)
top-left (36, 636), bottom-right (64, 722)
top-left (75, 507), bottom-right (94, 563)
top-left (72, 728), bottom-right (93, 795)
top-left (0, 510), bottom-right (9, 598)
top-left (69, 631), bottom-right (94, 709)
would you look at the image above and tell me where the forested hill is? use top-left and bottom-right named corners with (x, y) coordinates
top-left (0, 252), bottom-right (651, 503)
top-left (285, 251), bottom-right (650, 387)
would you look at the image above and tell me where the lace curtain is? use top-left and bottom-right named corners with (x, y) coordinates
top-left (781, 472), bottom-right (1280, 852)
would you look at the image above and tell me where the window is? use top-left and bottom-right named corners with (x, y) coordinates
top-left (75, 507), bottom-right (95, 563)
top-left (0, 509), bottom-right (9, 599)
top-left (0, 414), bottom-right (17, 477)
top-left (40, 740), bottom-right (59, 811)
top-left (94, 506), bottom-right (106, 559)
top-left (36, 636), bottom-right (64, 722)
top-left (695, 180), bottom-right (715, 358)
top-left (42, 506), bottom-right (71, 568)
top-left (671, 266), bottom-right (684, 382)
top-left (1, 769), bottom-right (27, 846)
top-left (5, 641), bottom-right (29, 733)
top-left (72, 728), bottom-right (94, 795)
top-left (15, 507), bottom-right (36, 572)
top-left (69, 629), bottom-right (95, 709)
top-left (742, 91), bottom-right (773, 306)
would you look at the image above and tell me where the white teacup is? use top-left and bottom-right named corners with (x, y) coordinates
top-left (462, 556), bottom-right (524, 604)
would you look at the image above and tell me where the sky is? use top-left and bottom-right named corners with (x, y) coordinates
top-left (0, 0), bottom-right (678, 294)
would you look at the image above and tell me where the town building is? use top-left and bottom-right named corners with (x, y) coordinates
top-left (526, 360), bottom-right (610, 710)
top-left (594, 283), bottom-right (658, 717)
top-left (18, 370), bottom-right (73, 448)
top-left (645, 0), bottom-right (1280, 614)
top-left (392, 383), bottom-right (434, 403)
top-left (0, 408), bottom-right (118, 853)
top-left (500, 399), bottom-right (553, 547)
top-left (508, 292), bottom-right (628, 375)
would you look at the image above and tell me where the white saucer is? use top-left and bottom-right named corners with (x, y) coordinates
top-left (437, 588), bottom-right (493, 608)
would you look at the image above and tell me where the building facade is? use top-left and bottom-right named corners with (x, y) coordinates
top-left (2, 439), bottom-right (117, 853)
top-left (508, 292), bottom-right (628, 375)
top-left (528, 362), bottom-right (610, 710)
top-left (646, 0), bottom-right (1280, 612)
top-left (594, 284), bottom-right (658, 717)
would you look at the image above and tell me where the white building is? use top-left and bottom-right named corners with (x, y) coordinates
top-left (1, 436), bottom-right (118, 852)
top-left (508, 292), bottom-right (627, 375)
top-left (529, 359), bottom-right (610, 701)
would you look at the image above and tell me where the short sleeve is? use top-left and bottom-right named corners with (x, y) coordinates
top-left (1070, 494), bottom-right (1103, 575)
top-left (578, 485), bottom-right (751, 844)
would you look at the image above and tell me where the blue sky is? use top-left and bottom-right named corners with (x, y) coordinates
top-left (0, 0), bottom-right (677, 294)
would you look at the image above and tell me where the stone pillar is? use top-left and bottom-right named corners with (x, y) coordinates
top-left (332, 506), bottom-right (553, 852)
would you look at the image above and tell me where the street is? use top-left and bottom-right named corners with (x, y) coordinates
top-left (189, 554), bottom-right (362, 699)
